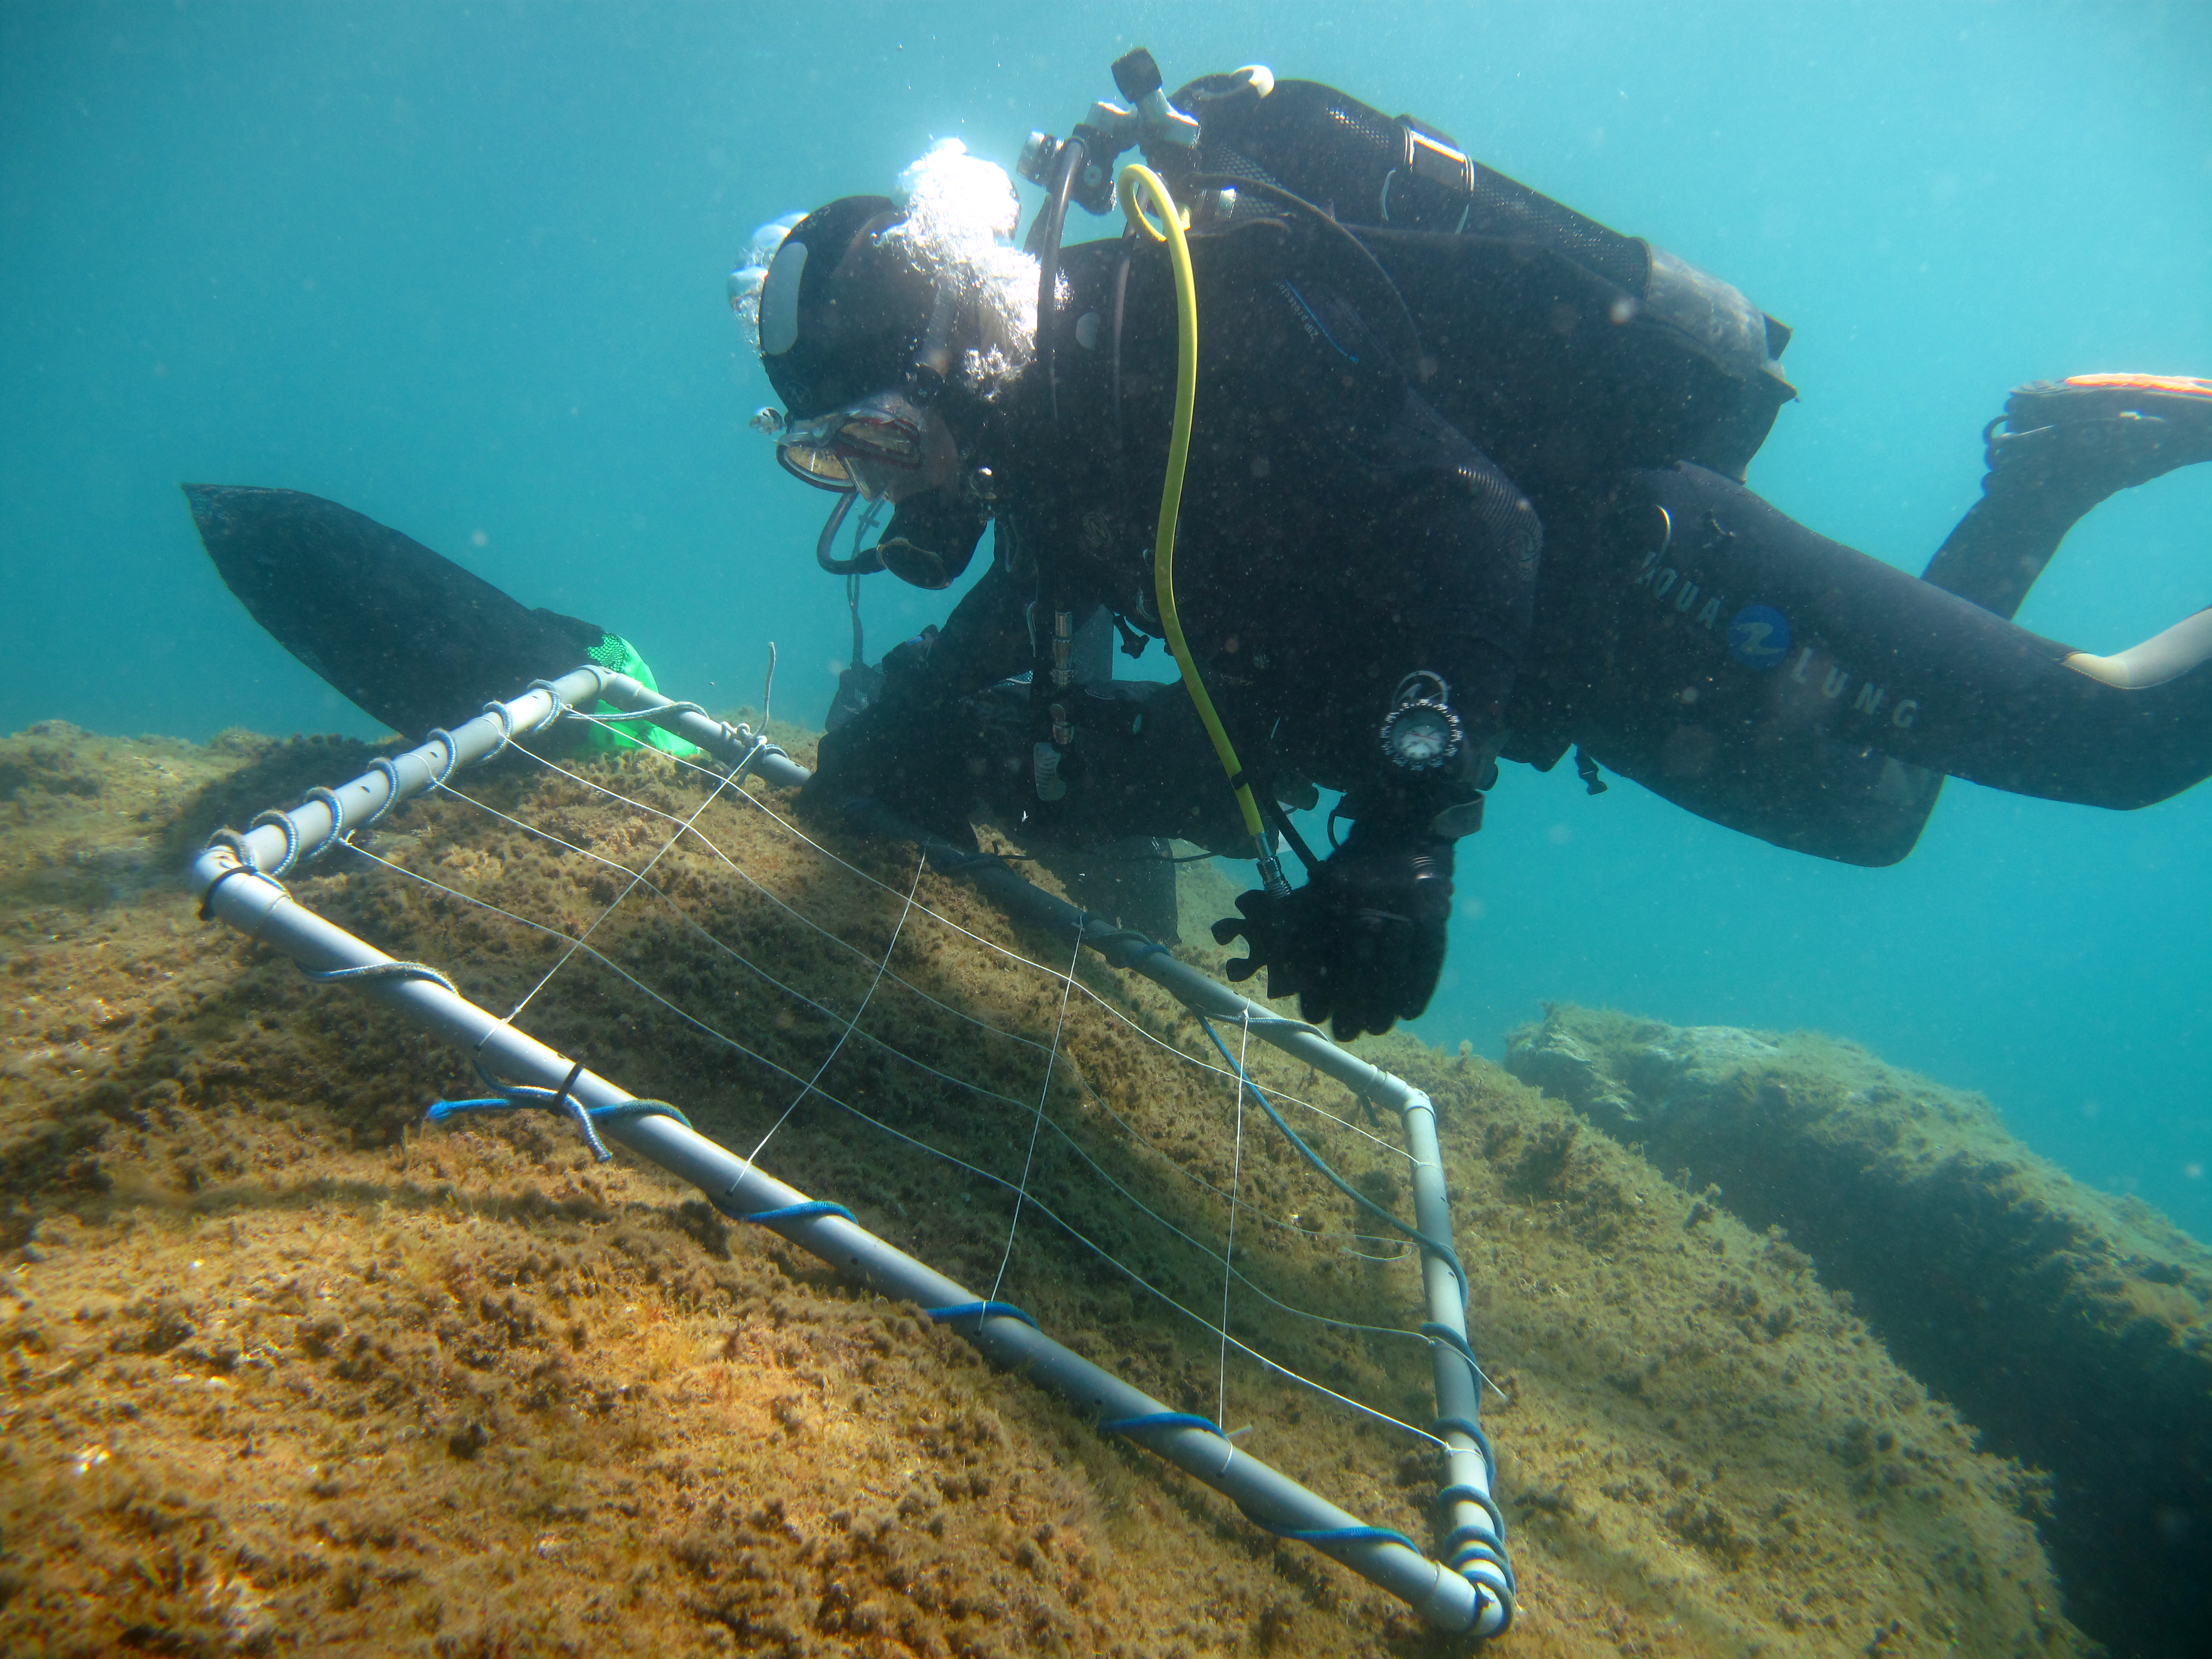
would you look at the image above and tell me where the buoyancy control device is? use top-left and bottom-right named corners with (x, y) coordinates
top-left (1017, 51), bottom-right (1797, 486)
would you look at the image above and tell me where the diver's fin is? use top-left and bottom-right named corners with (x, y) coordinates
top-left (1992, 374), bottom-right (2212, 495)
top-left (184, 484), bottom-right (603, 739)
top-left (1921, 372), bottom-right (2212, 620)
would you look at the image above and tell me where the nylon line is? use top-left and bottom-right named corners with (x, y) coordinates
top-left (350, 819), bottom-right (1452, 1450)
top-left (371, 781), bottom-right (1418, 1278)
top-left (1218, 1009), bottom-right (1251, 1435)
top-left (989, 929), bottom-right (1086, 1307)
top-left (737, 849), bottom-right (927, 1186)
top-left (515, 744), bottom-right (1408, 1161)
top-left (488, 762), bottom-right (737, 1025)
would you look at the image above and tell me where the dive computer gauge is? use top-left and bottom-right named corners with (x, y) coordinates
top-left (1379, 672), bottom-right (1463, 771)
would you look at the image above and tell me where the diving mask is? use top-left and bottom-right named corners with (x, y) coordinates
top-left (772, 388), bottom-right (930, 500)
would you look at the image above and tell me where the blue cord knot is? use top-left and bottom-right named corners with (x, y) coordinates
top-left (425, 1061), bottom-right (692, 1164)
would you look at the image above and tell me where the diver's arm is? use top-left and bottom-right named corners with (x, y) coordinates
top-left (1211, 415), bottom-right (1538, 1041)
top-left (1319, 401), bottom-right (1539, 839)
top-left (803, 538), bottom-right (1039, 833)
top-left (888, 554), bottom-right (1034, 701)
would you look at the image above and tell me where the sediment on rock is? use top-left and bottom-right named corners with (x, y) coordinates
top-left (1508, 1002), bottom-right (2212, 1659)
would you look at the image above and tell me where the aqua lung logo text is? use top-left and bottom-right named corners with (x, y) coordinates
top-left (1632, 547), bottom-right (1729, 633)
top-left (1727, 604), bottom-right (1791, 668)
top-left (1780, 643), bottom-right (1920, 729)
top-left (1630, 549), bottom-right (1923, 730)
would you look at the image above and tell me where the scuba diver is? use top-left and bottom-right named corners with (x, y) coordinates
top-left (183, 54), bottom-right (2209, 1041)
top-left (746, 55), bottom-right (2212, 1039)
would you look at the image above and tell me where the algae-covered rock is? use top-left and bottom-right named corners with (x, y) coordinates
top-left (1509, 1003), bottom-right (2212, 1659)
top-left (0, 729), bottom-right (2101, 1657)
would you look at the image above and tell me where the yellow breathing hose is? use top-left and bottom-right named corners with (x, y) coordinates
top-left (1116, 164), bottom-right (1287, 890)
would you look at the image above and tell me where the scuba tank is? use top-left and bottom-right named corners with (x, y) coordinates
top-left (1020, 54), bottom-right (1796, 487)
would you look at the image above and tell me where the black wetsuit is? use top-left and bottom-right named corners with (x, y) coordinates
top-left (1507, 457), bottom-right (2212, 863)
top-left (816, 222), bottom-right (1538, 853)
top-left (814, 221), bottom-right (2212, 870)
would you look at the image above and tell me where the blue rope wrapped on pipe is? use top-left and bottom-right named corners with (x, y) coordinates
top-left (1099, 1411), bottom-right (1228, 1439)
top-left (358, 757), bottom-right (405, 830)
top-left (718, 1198), bottom-right (857, 1227)
top-left (303, 960), bottom-right (459, 995)
top-left (248, 807), bottom-right (304, 875)
top-left (426, 1095), bottom-right (693, 1131)
top-left (1434, 1414), bottom-right (1515, 1588)
top-left (1251, 1521), bottom-right (1425, 1553)
top-left (426, 1082), bottom-right (693, 1161)
top-left (302, 786), bottom-right (350, 860)
top-left (926, 1300), bottom-right (1040, 1329)
top-left (1440, 1498), bottom-right (1514, 1576)
top-left (1444, 1523), bottom-right (1515, 1586)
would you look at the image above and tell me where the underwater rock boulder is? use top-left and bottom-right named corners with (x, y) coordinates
top-left (1506, 1011), bottom-right (1784, 1135)
top-left (1508, 1003), bottom-right (2212, 1659)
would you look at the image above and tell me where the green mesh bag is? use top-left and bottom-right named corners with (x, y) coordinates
top-left (578, 634), bottom-right (702, 757)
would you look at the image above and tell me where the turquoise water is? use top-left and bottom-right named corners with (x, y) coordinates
top-left (5, 4), bottom-right (2206, 1231)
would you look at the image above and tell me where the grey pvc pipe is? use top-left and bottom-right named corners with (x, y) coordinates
top-left (193, 668), bottom-right (615, 881)
top-left (186, 669), bottom-right (1510, 1636)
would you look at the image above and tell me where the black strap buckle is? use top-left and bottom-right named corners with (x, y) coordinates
top-left (1386, 117), bottom-right (1476, 230)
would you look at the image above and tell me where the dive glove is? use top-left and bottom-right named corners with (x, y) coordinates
top-left (804, 689), bottom-right (975, 842)
top-left (1211, 823), bottom-right (1455, 1041)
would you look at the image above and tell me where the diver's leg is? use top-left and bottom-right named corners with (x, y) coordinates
top-left (1922, 374), bottom-right (2212, 618)
top-left (1505, 470), bottom-right (1943, 865)
top-left (1547, 466), bottom-right (2212, 848)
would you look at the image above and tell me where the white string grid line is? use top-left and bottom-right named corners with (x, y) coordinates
top-left (327, 742), bottom-right (1462, 1461)
top-left (445, 762), bottom-right (1423, 1247)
